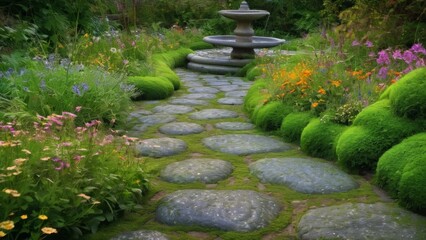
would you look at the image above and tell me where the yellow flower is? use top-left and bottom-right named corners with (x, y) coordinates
top-left (84, 33), bottom-right (89, 38)
top-left (311, 102), bottom-right (319, 108)
top-left (0, 231), bottom-right (6, 237)
top-left (77, 193), bottom-right (91, 200)
top-left (20, 215), bottom-right (28, 220)
top-left (41, 227), bottom-right (58, 234)
top-left (0, 220), bottom-right (14, 230)
top-left (38, 215), bottom-right (48, 220)
top-left (3, 189), bottom-right (20, 197)
top-left (331, 80), bottom-right (341, 87)
top-left (21, 149), bottom-right (31, 155)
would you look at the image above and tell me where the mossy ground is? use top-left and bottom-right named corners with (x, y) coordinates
top-left (86, 72), bottom-right (384, 240)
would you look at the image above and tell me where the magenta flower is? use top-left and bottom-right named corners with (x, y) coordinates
top-left (368, 52), bottom-right (376, 58)
top-left (416, 58), bottom-right (425, 67)
top-left (392, 50), bottom-right (403, 60)
top-left (410, 43), bottom-right (426, 54)
top-left (377, 67), bottom-right (388, 79)
top-left (376, 50), bottom-right (390, 65)
top-left (402, 50), bottom-right (417, 64)
top-left (352, 40), bottom-right (360, 46)
top-left (365, 40), bottom-right (373, 48)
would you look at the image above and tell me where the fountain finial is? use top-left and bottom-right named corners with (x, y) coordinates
top-left (239, 1), bottom-right (250, 10)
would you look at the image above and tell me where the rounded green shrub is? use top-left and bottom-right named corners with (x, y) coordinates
top-left (338, 99), bottom-right (424, 171)
top-left (154, 63), bottom-right (181, 90)
top-left (280, 111), bottom-right (315, 142)
top-left (252, 101), bottom-right (294, 131)
top-left (300, 118), bottom-right (348, 160)
top-left (127, 76), bottom-right (174, 100)
top-left (244, 80), bottom-right (268, 114)
top-left (376, 133), bottom-right (426, 214)
top-left (388, 67), bottom-right (426, 119)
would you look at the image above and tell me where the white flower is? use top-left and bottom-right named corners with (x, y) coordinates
top-left (110, 48), bottom-right (117, 53)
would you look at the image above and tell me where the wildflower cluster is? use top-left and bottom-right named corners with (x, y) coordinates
top-left (0, 111), bottom-right (147, 239)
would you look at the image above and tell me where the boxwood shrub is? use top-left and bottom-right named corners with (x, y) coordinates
top-left (280, 111), bottom-right (315, 142)
top-left (127, 76), bottom-right (174, 100)
top-left (243, 79), bottom-right (268, 114)
top-left (251, 101), bottom-right (294, 131)
top-left (300, 118), bottom-right (348, 160)
top-left (376, 133), bottom-right (426, 214)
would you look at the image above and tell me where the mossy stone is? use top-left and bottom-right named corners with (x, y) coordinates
top-left (252, 101), bottom-right (293, 131)
top-left (376, 133), bottom-right (426, 214)
top-left (127, 76), bottom-right (174, 100)
top-left (280, 112), bottom-right (315, 142)
top-left (300, 118), bottom-right (347, 160)
top-left (338, 100), bottom-right (423, 171)
top-left (387, 68), bottom-right (426, 119)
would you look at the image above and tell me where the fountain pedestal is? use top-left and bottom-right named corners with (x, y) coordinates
top-left (187, 1), bottom-right (285, 74)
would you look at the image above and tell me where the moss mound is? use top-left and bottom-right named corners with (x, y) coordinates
top-left (280, 111), bottom-right (315, 142)
top-left (337, 100), bottom-right (423, 171)
top-left (244, 80), bottom-right (268, 114)
top-left (154, 63), bottom-right (181, 90)
top-left (300, 118), bottom-right (347, 160)
top-left (127, 76), bottom-right (174, 100)
top-left (252, 101), bottom-right (294, 131)
top-left (376, 133), bottom-right (426, 214)
top-left (386, 67), bottom-right (426, 119)
top-left (188, 41), bottom-right (214, 50)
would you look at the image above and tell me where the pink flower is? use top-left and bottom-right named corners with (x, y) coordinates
top-left (416, 58), bottom-right (425, 67)
top-left (377, 67), bottom-right (388, 79)
top-left (410, 43), bottom-right (426, 54)
top-left (75, 106), bottom-right (82, 112)
top-left (365, 40), bottom-right (373, 48)
top-left (352, 40), bottom-right (360, 46)
top-left (376, 50), bottom-right (390, 65)
top-left (402, 50), bottom-right (417, 64)
top-left (392, 50), bottom-right (403, 60)
top-left (62, 112), bottom-right (77, 118)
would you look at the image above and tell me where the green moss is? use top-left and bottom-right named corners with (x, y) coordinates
top-left (154, 63), bottom-right (181, 90)
top-left (376, 133), bottom-right (426, 214)
top-left (300, 118), bottom-right (347, 160)
top-left (338, 100), bottom-right (423, 171)
top-left (243, 80), bottom-right (268, 115)
top-left (280, 111), bottom-right (315, 142)
top-left (387, 67), bottom-right (426, 119)
top-left (127, 76), bottom-right (174, 100)
top-left (251, 101), bottom-right (293, 131)
top-left (187, 41), bottom-right (214, 50)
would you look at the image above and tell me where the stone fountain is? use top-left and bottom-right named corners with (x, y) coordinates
top-left (187, 1), bottom-right (285, 75)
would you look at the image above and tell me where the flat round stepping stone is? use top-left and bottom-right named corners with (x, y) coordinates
top-left (217, 97), bottom-right (244, 105)
top-left (160, 158), bottom-right (233, 183)
top-left (159, 122), bottom-right (204, 135)
top-left (249, 158), bottom-right (358, 194)
top-left (298, 203), bottom-right (426, 240)
top-left (128, 109), bottom-right (153, 119)
top-left (214, 122), bottom-right (255, 130)
top-left (225, 90), bottom-right (248, 98)
top-left (111, 230), bottom-right (169, 240)
top-left (216, 85), bottom-right (243, 92)
top-left (190, 109), bottom-right (239, 120)
top-left (137, 114), bottom-right (176, 125)
top-left (203, 134), bottom-right (292, 155)
top-left (156, 190), bottom-right (281, 232)
top-left (206, 81), bottom-right (231, 86)
top-left (135, 137), bottom-right (187, 157)
top-left (153, 105), bottom-right (194, 114)
top-left (169, 98), bottom-right (208, 106)
top-left (188, 87), bottom-right (220, 94)
top-left (183, 93), bottom-right (216, 99)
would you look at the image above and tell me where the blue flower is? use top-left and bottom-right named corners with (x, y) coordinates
top-left (72, 85), bottom-right (82, 96)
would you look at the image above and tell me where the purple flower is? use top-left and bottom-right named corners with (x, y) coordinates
top-left (402, 50), bottom-right (417, 64)
top-left (410, 43), bottom-right (426, 55)
top-left (376, 50), bottom-right (390, 65)
top-left (72, 85), bottom-right (82, 96)
top-left (368, 52), bottom-right (376, 58)
top-left (402, 65), bottom-right (414, 74)
top-left (365, 40), bottom-right (373, 48)
top-left (392, 50), bottom-right (403, 60)
top-left (352, 40), bottom-right (360, 46)
top-left (377, 67), bottom-right (388, 79)
top-left (81, 83), bottom-right (89, 92)
top-left (416, 58), bottom-right (425, 67)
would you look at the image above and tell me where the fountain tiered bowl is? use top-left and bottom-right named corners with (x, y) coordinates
top-left (187, 1), bottom-right (285, 74)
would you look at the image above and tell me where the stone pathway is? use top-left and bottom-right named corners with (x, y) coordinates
top-left (106, 69), bottom-right (426, 240)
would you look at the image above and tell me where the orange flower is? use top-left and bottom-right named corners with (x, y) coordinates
top-left (318, 88), bottom-right (326, 95)
top-left (331, 80), bottom-right (341, 87)
top-left (311, 102), bottom-right (319, 108)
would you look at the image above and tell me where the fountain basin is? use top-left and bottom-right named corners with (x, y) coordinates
top-left (204, 35), bottom-right (285, 49)
top-left (219, 10), bottom-right (269, 21)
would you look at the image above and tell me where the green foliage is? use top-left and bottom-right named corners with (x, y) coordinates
top-left (0, 61), bottom-right (134, 126)
top-left (300, 118), bottom-right (347, 160)
top-left (187, 41), bottom-right (214, 51)
top-left (246, 66), bottom-right (263, 81)
top-left (387, 68), bottom-right (426, 120)
top-left (337, 100), bottom-right (424, 171)
top-left (252, 101), bottom-right (294, 131)
top-left (127, 76), bottom-right (174, 100)
top-left (331, 101), bottom-right (363, 125)
top-left (280, 111), bottom-right (315, 142)
top-left (0, 114), bottom-right (148, 239)
top-left (243, 80), bottom-right (268, 114)
top-left (376, 133), bottom-right (426, 214)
